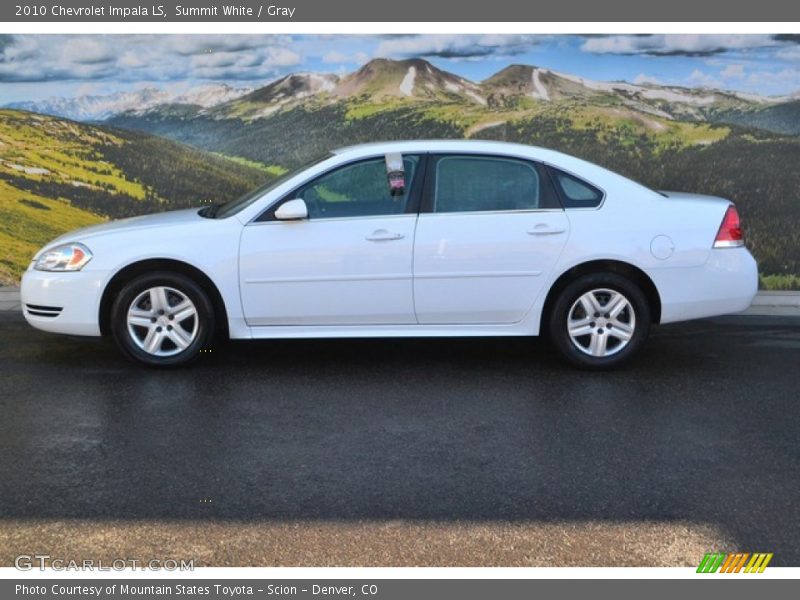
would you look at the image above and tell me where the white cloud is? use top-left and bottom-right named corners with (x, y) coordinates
top-left (192, 51), bottom-right (241, 69)
top-left (776, 45), bottom-right (800, 61)
top-left (0, 36), bottom-right (39, 62)
top-left (263, 47), bottom-right (302, 67)
top-left (167, 35), bottom-right (289, 57)
top-left (0, 34), bottom-right (301, 83)
top-left (633, 73), bottom-right (664, 85)
top-left (720, 63), bottom-right (745, 79)
top-left (581, 34), bottom-right (781, 56)
top-left (118, 51), bottom-right (146, 69)
top-left (745, 68), bottom-right (800, 94)
top-left (62, 38), bottom-right (115, 64)
top-left (375, 34), bottom-right (541, 59)
top-left (688, 68), bottom-right (723, 88)
top-left (322, 50), bottom-right (369, 64)
top-left (322, 50), bottom-right (348, 63)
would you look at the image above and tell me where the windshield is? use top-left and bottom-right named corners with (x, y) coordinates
top-left (205, 153), bottom-right (332, 219)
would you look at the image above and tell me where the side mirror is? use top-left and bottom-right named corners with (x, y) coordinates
top-left (274, 198), bottom-right (308, 221)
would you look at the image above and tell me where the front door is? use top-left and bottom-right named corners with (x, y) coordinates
top-left (239, 155), bottom-right (423, 326)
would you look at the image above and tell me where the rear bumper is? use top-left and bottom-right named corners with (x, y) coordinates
top-left (20, 268), bottom-right (108, 336)
top-left (653, 247), bottom-right (758, 324)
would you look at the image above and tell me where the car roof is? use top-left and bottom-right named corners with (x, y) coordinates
top-left (332, 139), bottom-right (552, 159)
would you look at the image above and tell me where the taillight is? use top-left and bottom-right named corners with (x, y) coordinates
top-left (713, 205), bottom-right (744, 248)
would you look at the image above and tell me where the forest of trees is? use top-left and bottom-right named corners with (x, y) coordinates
top-left (108, 103), bottom-right (467, 169)
top-left (99, 127), bottom-right (269, 210)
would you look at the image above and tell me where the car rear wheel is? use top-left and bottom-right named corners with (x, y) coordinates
top-left (111, 272), bottom-right (214, 367)
top-left (548, 272), bottom-right (651, 369)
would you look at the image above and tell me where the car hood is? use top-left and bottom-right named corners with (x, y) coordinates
top-left (46, 208), bottom-right (207, 247)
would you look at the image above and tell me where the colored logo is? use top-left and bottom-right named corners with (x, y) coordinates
top-left (697, 552), bottom-right (773, 573)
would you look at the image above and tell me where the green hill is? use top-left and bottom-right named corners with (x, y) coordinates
top-left (0, 109), bottom-right (270, 284)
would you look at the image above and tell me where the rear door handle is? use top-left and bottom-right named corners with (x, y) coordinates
top-left (527, 224), bottom-right (566, 236)
top-left (366, 229), bottom-right (405, 242)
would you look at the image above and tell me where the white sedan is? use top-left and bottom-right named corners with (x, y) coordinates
top-left (21, 140), bottom-right (757, 368)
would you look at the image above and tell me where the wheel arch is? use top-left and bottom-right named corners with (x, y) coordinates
top-left (98, 258), bottom-right (229, 338)
top-left (542, 259), bottom-right (662, 326)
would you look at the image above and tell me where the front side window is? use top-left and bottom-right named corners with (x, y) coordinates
top-left (211, 153), bottom-right (331, 219)
top-left (294, 155), bottom-right (419, 219)
top-left (434, 156), bottom-right (544, 213)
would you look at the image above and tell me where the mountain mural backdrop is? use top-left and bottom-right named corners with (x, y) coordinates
top-left (3, 57), bottom-right (800, 287)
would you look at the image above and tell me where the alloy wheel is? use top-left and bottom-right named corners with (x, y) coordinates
top-left (126, 286), bottom-right (199, 357)
top-left (567, 288), bottom-right (636, 357)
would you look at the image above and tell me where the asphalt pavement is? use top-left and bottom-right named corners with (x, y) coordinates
top-left (1, 312), bottom-right (798, 566)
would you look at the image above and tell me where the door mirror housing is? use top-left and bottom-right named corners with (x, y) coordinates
top-left (275, 198), bottom-right (308, 221)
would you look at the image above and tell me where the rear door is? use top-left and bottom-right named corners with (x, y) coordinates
top-left (413, 154), bottom-right (570, 324)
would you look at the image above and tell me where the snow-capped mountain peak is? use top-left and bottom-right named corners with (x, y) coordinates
top-left (5, 83), bottom-right (253, 121)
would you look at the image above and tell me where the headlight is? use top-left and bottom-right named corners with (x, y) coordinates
top-left (34, 243), bottom-right (93, 272)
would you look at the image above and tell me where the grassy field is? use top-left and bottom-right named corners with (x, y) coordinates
top-left (0, 180), bottom-right (103, 284)
top-left (0, 111), bottom-right (149, 199)
top-left (0, 111), bottom-right (133, 283)
top-left (760, 274), bottom-right (800, 290)
top-left (211, 153), bottom-right (288, 176)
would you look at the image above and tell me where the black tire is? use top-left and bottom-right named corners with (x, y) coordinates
top-left (110, 271), bottom-right (215, 367)
top-left (547, 272), bottom-right (651, 369)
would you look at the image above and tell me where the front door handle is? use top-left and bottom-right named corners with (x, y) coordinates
top-left (527, 224), bottom-right (566, 236)
top-left (366, 229), bottom-right (405, 242)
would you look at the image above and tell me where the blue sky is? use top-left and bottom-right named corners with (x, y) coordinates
top-left (2, 34), bottom-right (800, 102)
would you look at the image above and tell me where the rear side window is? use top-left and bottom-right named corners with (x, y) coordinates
top-left (551, 169), bottom-right (604, 209)
top-left (433, 156), bottom-right (548, 213)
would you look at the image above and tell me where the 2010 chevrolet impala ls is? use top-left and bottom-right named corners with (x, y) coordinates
top-left (21, 140), bottom-right (758, 369)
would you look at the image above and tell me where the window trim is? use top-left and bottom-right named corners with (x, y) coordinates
top-left (420, 153), bottom-right (563, 215)
top-left (254, 154), bottom-right (428, 222)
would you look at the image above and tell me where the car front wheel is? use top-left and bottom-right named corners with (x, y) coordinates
top-left (548, 272), bottom-right (651, 369)
top-left (110, 272), bottom-right (215, 367)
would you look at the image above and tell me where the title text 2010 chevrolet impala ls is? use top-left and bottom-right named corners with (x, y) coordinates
top-left (21, 141), bottom-right (757, 369)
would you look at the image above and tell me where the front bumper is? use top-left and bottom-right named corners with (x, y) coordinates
top-left (20, 268), bottom-right (109, 336)
top-left (653, 247), bottom-right (759, 324)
